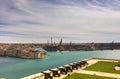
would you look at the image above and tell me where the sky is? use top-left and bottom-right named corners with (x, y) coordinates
top-left (0, 0), bottom-right (120, 43)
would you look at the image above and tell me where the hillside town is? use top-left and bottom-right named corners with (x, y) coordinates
top-left (0, 38), bottom-right (120, 58)
top-left (0, 44), bottom-right (46, 59)
top-left (0, 41), bottom-right (120, 59)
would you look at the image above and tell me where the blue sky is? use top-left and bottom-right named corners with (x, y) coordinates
top-left (0, 0), bottom-right (120, 43)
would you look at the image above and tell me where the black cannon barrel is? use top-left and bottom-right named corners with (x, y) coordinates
top-left (63, 65), bottom-right (73, 72)
top-left (57, 66), bottom-right (67, 74)
top-left (69, 63), bottom-right (78, 70)
top-left (41, 70), bottom-right (53, 79)
top-left (50, 68), bottom-right (60, 77)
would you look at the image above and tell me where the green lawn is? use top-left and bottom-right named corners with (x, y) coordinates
top-left (63, 73), bottom-right (117, 79)
top-left (84, 61), bottom-right (120, 74)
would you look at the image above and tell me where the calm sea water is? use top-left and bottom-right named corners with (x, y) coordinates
top-left (0, 50), bottom-right (120, 79)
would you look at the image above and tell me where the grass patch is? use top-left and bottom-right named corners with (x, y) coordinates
top-left (84, 61), bottom-right (120, 74)
top-left (63, 73), bottom-right (117, 79)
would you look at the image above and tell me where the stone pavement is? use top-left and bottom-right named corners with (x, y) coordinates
top-left (75, 70), bottom-right (120, 79)
top-left (21, 58), bottom-right (120, 79)
top-left (53, 59), bottom-right (120, 79)
top-left (53, 69), bottom-right (120, 79)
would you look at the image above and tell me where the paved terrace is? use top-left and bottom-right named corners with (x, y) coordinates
top-left (21, 58), bottom-right (120, 79)
top-left (54, 58), bottom-right (120, 79)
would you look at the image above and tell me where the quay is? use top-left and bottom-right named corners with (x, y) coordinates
top-left (21, 58), bottom-right (120, 79)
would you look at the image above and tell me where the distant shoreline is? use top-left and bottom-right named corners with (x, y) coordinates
top-left (0, 43), bottom-right (120, 51)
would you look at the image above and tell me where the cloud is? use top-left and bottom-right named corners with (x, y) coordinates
top-left (0, 0), bottom-right (120, 43)
top-left (0, 22), bottom-right (12, 26)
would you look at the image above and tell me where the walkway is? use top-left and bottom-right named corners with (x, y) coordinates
top-left (53, 69), bottom-right (120, 79)
top-left (75, 70), bottom-right (120, 79)
top-left (53, 59), bottom-right (120, 79)
top-left (21, 58), bottom-right (120, 79)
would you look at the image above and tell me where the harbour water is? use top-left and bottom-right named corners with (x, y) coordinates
top-left (0, 50), bottom-right (120, 79)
